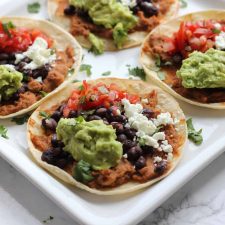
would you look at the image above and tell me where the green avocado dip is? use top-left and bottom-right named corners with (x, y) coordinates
top-left (56, 117), bottom-right (123, 171)
top-left (0, 65), bottom-right (23, 102)
top-left (177, 48), bottom-right (225, 88)
top-left (69, 0), bottom-right (138, 51)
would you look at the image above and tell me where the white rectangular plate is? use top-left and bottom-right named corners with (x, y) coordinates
top-left (1, 1), bottom-right (225, 225)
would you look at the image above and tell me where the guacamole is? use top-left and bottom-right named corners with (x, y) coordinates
top-left (56, 117), bottom-right (123, 170)
top-left (69, 0), bottom-right (137, 49)
top-left (177, 48), bottom-right (225, 88)
top-left (88, 33), bottom-right (104, 55)
top-left (0, 65), bottom-right (23, 102)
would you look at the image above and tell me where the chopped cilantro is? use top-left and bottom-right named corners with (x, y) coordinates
top-left (128, 66), bottom-right (146, 81)
top-left (80, 64), bottom-right (92, 77)
top-left (39, 91), bottom-right (48, 97)
top-left (155, 54), bottom-right (161, 67)
top-left (2, 21), bottom-right (15, 38)
top-left (78, 84), bottom-right (84, 91)
top-left (73, 160), bottom-right (94, 184)
top-left (179, 0), bottom-right (187, 8)
top-left (68, 68), bottom-right (75, 76)
top-left (186, 118), bottom-right (203, 145)
top-left (11, 114), bottom-right (30, 125)
top-left (0, 125), bottom-right (8, 139)
top-left (42, 216), bottom-right (54, 223)
top-left (39, 111), bottom-right (50, 119)
top-left (79, 96), bottom-right (86, 104)
top-left (72, 79), bottom-right (80, 83)
top-left (212, 29), bottom-right (221, 34)
top-left (27, 2), bottom-right (41, 13)
top-left (102, 71), bottom-right (111, 76)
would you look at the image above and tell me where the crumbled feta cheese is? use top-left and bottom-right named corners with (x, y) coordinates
top-left (214, 23), bottom-right (222, 30)
top-left (116, 109), bottom-right (121, 115)
top-left (154, 156), bottom-right (162, 163)
top-left (141, 98), bottom-right (149, 104)
top-left (152, 132), bottom-right (166, 141)
top-left (15, 37), bottom-right (56, 70)
top-left (167, 153), bottom-right (173, 162)
top-left (4, 64), bottom-right (16, 72)
top-left (143, 135), bottom-right (159, 148)
top-left (161, 144), bottom-right (173, 153)
top-left (35, 76), bottom-right (43, 82)
top-left (122, 98), bottom-right (143, 117)
top-left (120, 0), bottom-right (137, 8)
top-left (215, 32), bottom-right (225, 50)
top-left (123, 153), bottom-right (128, 159)
top-left (154, 112), bottom-right (174, 126)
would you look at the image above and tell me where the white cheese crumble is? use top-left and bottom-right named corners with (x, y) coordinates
top-left (15, 37), bottom-right (56, 70)
top-left (154, 156), bottom-right (162, 163)
top-left (214, 23), bottom-right (222, 30)
top-left (123, 153), bottom-right (128, 159)
top-left (215, 32), bottom-right (225, 50)
top-left (154, 112), bottom-right (174, 127)
top-left (167, 153), bottom-right (173, 162)
top-left (141, 98), bottom-right (149, 104)
top-left (120, 0), bottom-right (137, 8)
top-left (122, 99), bottom-right (177, 161)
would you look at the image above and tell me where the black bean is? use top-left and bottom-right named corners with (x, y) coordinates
top-left (67, 154), bottom-right (74, 163)
top-left (10, 92), bottom-right (20, 101)
top-left (135, 156), bottom-right (146, 170)
top-left (117, 134), bottom-right (127, 143)
top-left (18, 84), bottom-right (28, 94)
top-left (52, 147), bottom-right (62, 156)
top-left (95, 108), bottom-right (107, 117)
top-left (51, 111), bottom-right (61, 121)
top-left (102, 118), bottom-right (109, 125)
top-left (140, 2), bottom-right (158, 17)
top-left (123, 140), bottom-right (136, 152)
top-left (127, 146), bottom-right (143, 161)
top-left (87, 115), bottom-right (102, 121)
top-left (111, 115), bottom-right (126, 123)
top-left (154, 160), bottom-right (167, 174)
top-left (59, 104), bottom-right (66, 115)
top-left (42, 118), bottom-right (57, 131)
top-left (68, 110), bottom-right (78, 118)
top-left (8, 53), bottom-right (16, 60)
top-left (141, 145), bottom-right (154, 155)
top-left (172, 53), bottom-right (183, 65)
top-left (55, 158), bottom-right (67, 169)
top-left (0, 53), bottom-right (9, 60)
top-left (0, 60), bottom-right (7, 65)
top-left (142, 108), bottom-right (154, 119)
top-left (124, 128), bottom-right (136, 140)
top-left (64, 5), bottom-right (76, 15)
top-left (51, 134), bottom-right (59, 147)
top-left (111, 122), bottom-right (124, 134)
top-left (41, 149), bottom-right (55, 164)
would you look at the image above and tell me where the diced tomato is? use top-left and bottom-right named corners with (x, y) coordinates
top-left (176, 21), bottom-right (186, 52)
top-left (63, 81), bottom-right (141, 117)
top-left (0, 22), bottom-right (53, 53)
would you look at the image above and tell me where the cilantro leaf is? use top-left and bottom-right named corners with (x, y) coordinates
top-left (0, 125), bottom-right (9, 139)
top-left (39, 111), bottom-right (50, 119)
top-left (39, 91), bottom-right (48, 97)
top-left (27, 2), bottom-right (41, 13)
top-left (11, 114), bottom-right (30, 125)
top-left (186, 118), bottom-right (203, 145)
top-left (128, 66), bottom-right (146, 81)
top-left (68, 68), bottom-right (75, 76)
top-left (2, 21), bottom-right (15, 38)
top-left (102, 71), bottom-right (111, 76)
top-left (80, 64), bottom-right (92, 77)
top-left (179, 0), bottom-right (187, 8)
top-left (155, 54), bottom-right (161, 67)
top-left (73, 160), bottom-right (94, 184)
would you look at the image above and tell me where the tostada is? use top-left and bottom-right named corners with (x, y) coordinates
top-left (0, 17), bottom-right (82, 119)
top-left (27, 78), bottom-right (187, 195)
top-left (48, 0), bottom-right (179, 54)
top-left (141, 10), bottom-right (225, 109)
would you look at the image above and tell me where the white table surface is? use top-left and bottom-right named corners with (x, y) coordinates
top-left (1, 0), bottom-right (225, 225)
